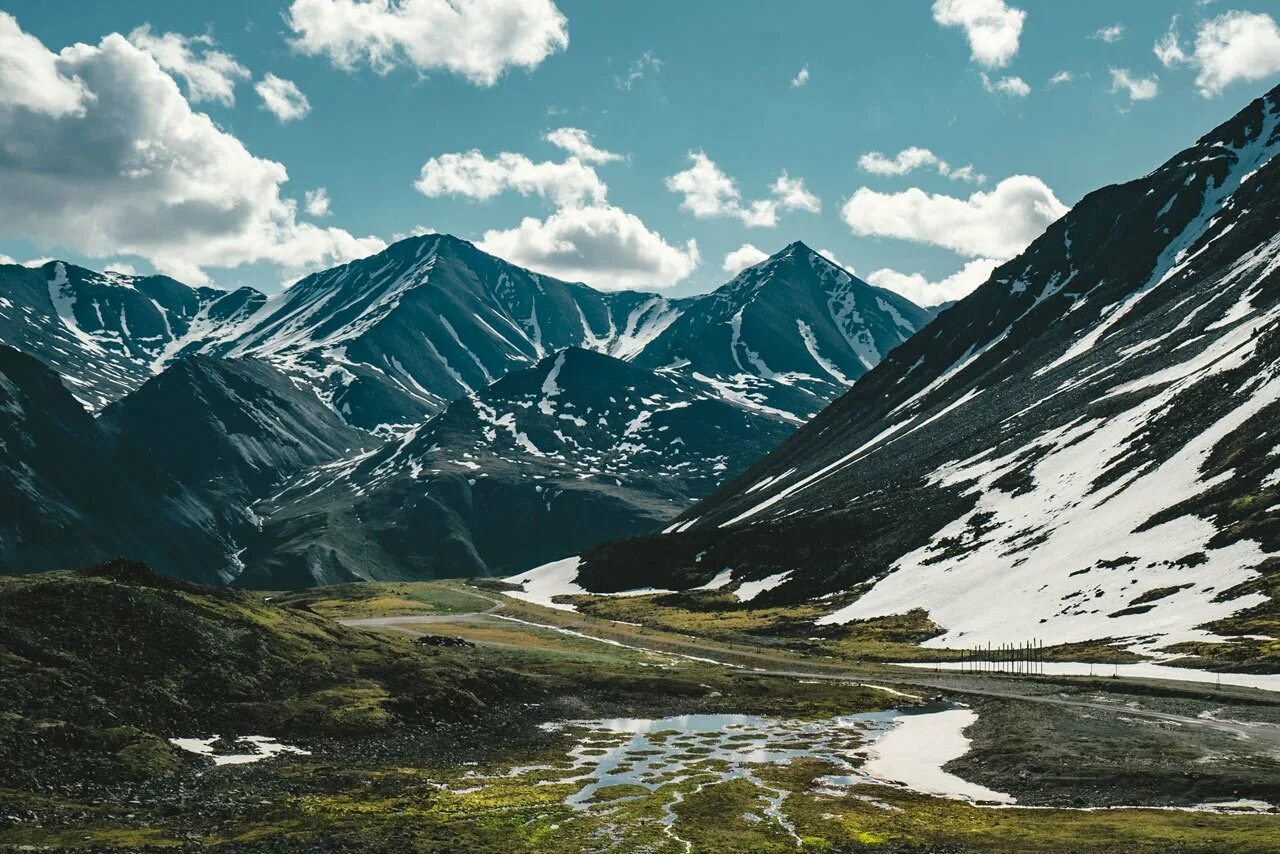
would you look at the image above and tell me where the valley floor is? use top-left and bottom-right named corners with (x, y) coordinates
top-left (4, 579), bottom-right (1280, 852)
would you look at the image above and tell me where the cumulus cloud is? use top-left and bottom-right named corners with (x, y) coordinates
top-left (285, 0), bottom-right (568, 86)
top-left (981, 72), bottom-right (1030, 96)
top-left (1092, 24), bottom-right (1126, 44)
top-left (866, 258), bottom-right (1000, 307)
top-left (722, 243), bottom-right (768, 276)
top-left (415, 150), bottom-right (607, 207)
top-left (841, 175), bottom-right (1067, 261)
top-left (0, 14), bottom-right (383, 286)
top-left (127, 25), bottom-right (249, 105)
top-left (791, 66), bottom-right (810, 88)
top-left (1049, 70), bottom-right (1074, 85)
top-left (1110, 68), bottom-right (1159, 102)
top-left (816, 248), bottom-right (849, 272)
top-left (544, 127), bottom-right (622, 163)
top-left (103, 261), bottom-right (138, 275)
top-left (305, 187), bottom-right (331, 217)
top-left (0, 15), bottom-right (90, 116)
top-left (256, 73), bottom-right (311, 121)
top-left (391, 224), bottom-right (437, 242)
top-left (858, 147), bottom-right (986, 184)
top-left (419, 135), bottom-right (697, 289)
top-left (1156, 11), bottom-right (1280, 97)
top-left (480, 205), bottom-right (699, 290)
top-left (932, 0), bottom-right (1026, 69)
top-left (665, 153), bottom-right (820, 228)
top-left (770, 173), bottom-right (821, 213)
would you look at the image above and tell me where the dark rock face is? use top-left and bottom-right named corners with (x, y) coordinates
top-left (0, 345), bottom-right (227, 581)
top-left (238, 348), bottom-right (796, 588)
top-left (0, 349), bottom-right (366, 583)
top-left (576, 85), bottom-right (1280, 655)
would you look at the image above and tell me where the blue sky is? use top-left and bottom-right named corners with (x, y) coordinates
top-left (3, 1), bottom-right (1280, 304)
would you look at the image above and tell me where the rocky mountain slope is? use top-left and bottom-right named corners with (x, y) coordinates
top-left (238, 347), bottom-right (795, 587)
top-left (101, 356), bottom-right (369, 560)
top-left (219, 237), bottom-right (928, 431)
top-left (573, 84), bottom-right (1280, 662)
top-left (3, 238), bottom-right (931, 433)
top-left (0, 261), bottom-right (264, 410)
top-left (0, 349), bottom-right (367, 583)
top-left (0, 345), bottom-right (229, 579)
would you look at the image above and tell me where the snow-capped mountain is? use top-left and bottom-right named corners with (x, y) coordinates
top-left (575, 84), bottom-right (1280, 660)
top-left (216, 235), bottom-right (930, 431)
top-left (0, 261), bottom-right (264, 410)
top-left (238, 347), bottom-right (795, 587)
top-left (2, 237), bottom-right (931, 433)
top-left (628, 241), bottom-right (933, 422)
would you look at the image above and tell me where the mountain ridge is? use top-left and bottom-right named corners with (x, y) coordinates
top-left (571, 83), bottom-right (1280, 662)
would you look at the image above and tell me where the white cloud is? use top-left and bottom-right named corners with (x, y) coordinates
top-left (841, 175), bottom-right (1067, 261)
top-left (665, 153), bottom-right (820, 228)
top-left (932, 0), bottom-right (1026, 69)
top-left (0, 14), bottom-right (90, 116)
top-left (816, 248), bottom-right (849, 272)
top-left (127, 25), bottom-right (249, 106)
top-left (255, 73), bottom-right (311, 121)
top-left (103, 261), bottom-right (138, 275)
top-left (722, 243), bottom-right (768, 276)
top-left (305, 187), bottom-right (331, 217)
top-left (1092, 24), bottom-right (1126, 44)
top-left (415, 150), bottom-right (607, 208)
top-left (1049, 70), bottom-right (1074, 85)
top-left (867, 258), bottom-right (1000, 307)
top-left (791, 66), bottom-right (810, 88)
top-left (858, 147), bottom-right (986, 184)
top-left (617, 50), bottom-right (661, 90)
top-left (0, 15), bottom-right (383, 286)
top-left (1156, 11), bottom-right (1280, 97)
top-left (1110, 68), bottom-right (1159, 102)
top-left (1154, 16), bottom-right (1187, 68)
top-left (419, 136), bottom-right (696, 289)
top-left (981, 72), bottom-right (1030, 96)
top-left (0, 254), bottom-right (17, 266)
top-left (770, 173), bottom-right (821, 213)
top-left (391, 224), bottom-right (437, 242)
top-left (480, 205), bottom-right (699, 290)
top-left (285, 0), bottom-right (568, 86)
top-left (544, 127), bottom-right (622, 163)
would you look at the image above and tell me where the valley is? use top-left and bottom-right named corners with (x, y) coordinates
top-left (3, 568), bottom-right (1279, 852)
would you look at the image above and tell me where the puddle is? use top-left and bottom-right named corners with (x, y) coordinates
top-left (169, 735), bottom-right (310, 766)
top-left (452, 703), bottom-right (1011, 846)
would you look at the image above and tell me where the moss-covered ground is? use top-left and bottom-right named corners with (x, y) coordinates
top-left (4, 568), bottom-right (1280, 852)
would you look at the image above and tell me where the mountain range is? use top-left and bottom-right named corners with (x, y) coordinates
top-left (0, 240), bottom-right (930, 584)
top-left (568, 83), bottom-right (1280, 660)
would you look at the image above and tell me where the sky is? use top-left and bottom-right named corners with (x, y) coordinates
top-left (2, 1), bottom-right (1280, 305)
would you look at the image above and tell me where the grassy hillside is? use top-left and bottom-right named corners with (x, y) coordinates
top-left (0, 559), bottom-right (530, 789)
